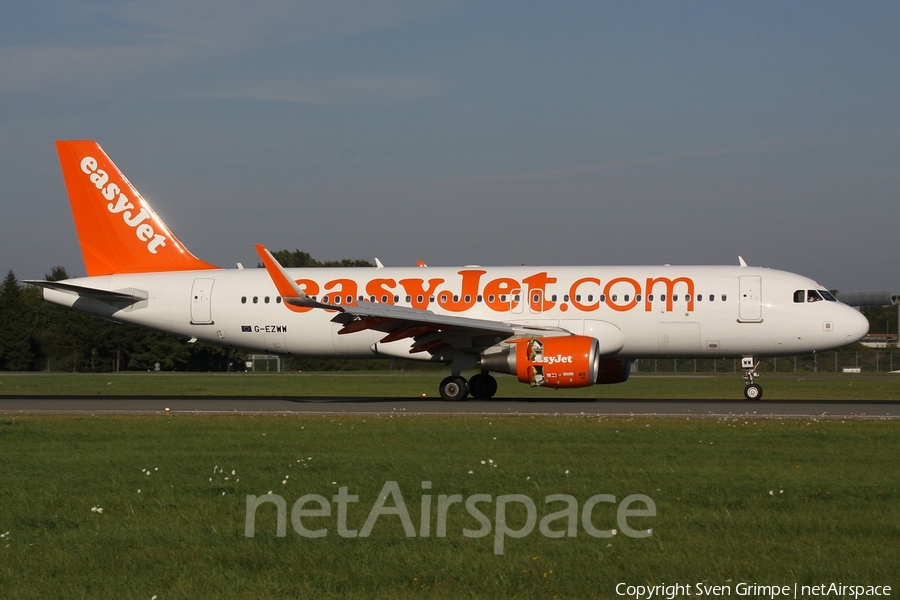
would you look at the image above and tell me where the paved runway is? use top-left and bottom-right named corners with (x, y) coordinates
top-left (0, 396), bottom-right (897, 418)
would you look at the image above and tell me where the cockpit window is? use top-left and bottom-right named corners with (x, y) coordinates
top-left (807, 290), bottom-right (824, 302)
top-left (793, 290), bottom-right (805, 303)
top-left (820, 290), bottom-right (837, 302)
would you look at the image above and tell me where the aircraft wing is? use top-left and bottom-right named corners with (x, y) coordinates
top-left (255, 245), bottom-right (566, 355)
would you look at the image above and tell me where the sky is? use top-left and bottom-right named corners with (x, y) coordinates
top-left (1, 1), bottom-right (898, 292)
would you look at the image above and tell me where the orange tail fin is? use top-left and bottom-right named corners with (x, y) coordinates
top-left (55, 140), bottom-right (220, 276)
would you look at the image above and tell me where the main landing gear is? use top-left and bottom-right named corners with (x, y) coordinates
top-left (742, 356), bottom-right (763, 401)
top-left (438, 371), bottom-right (498, 401)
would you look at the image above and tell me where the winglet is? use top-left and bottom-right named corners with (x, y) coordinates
top-left (55, 140), bottom-right (220, 276)
top-left (254, 244), bottom-right (339, 311)
top-left (738, 256), bottom-right (748, 267)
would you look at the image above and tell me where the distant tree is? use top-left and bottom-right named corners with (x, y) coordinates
top-left (45, 266), bottom-right (70, 282)
top-left (0, 271), bottom-right (35, 370)
top-left (263, 249), bottom-right (374, 269)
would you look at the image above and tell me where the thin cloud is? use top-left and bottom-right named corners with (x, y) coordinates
top-left (189, 75), bottom-right (452, 104)
top-left (0, 0), bottom-right (458, 96)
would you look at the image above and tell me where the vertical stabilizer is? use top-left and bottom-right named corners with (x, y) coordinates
top-left (55, 140), bottom-right (220, 275)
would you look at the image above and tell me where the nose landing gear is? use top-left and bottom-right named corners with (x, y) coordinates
top-left (742, 357), bottom-right (763, 400)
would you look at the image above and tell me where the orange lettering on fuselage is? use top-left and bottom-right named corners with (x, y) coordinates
top-left (365, 278), bottom-right (397, 303)
top-left (399, 277), bottom-right (444, 309)
top-left (644, 276), bottom-right (694, 312)
top-left (281, 272), bottom-right (697, 315)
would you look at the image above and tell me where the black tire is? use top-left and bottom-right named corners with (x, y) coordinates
top-left (744, 383), bottom-right (763, 401)
top-left (439, 375), bottom-right (469, 401)
top-left (468, 373), bottom-right (498, 400)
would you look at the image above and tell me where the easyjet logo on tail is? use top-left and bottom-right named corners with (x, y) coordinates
top-left (80, 156), bottom-right (168, 254)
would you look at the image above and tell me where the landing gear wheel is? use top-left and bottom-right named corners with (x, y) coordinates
top-left (744, 383), bottom-right (763, 401)
top-left (439, 375), bottom-right (469, 401)
top-left (468, 373), bottom-right (498, 400)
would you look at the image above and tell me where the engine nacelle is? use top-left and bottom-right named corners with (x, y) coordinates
top-left (480, 336), bottom-right (600, 388)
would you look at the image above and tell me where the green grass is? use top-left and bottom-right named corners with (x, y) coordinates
top-left (0, 414), bottom-right (897, 598)
top-left (0, 371), bottom-right (899, 400)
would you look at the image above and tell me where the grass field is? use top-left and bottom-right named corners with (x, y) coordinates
top-left (0, 374), bottom-right (897, 598)
top-left (1, 370), bottom-right (899, 400)
top-left (0, 411), bottom-right (898, 599)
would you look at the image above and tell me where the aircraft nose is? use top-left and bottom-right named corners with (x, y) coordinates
top-left (844, 307), bottom-right (869, 344)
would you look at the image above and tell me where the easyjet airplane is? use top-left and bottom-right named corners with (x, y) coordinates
top-left (28, 141), bottom-right (869, 401)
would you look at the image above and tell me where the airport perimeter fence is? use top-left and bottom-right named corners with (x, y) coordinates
top-left (634, 348), bottom-right (899, 375)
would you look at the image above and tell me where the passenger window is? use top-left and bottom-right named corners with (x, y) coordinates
top-left (264, 296), bottom-right (270, 303)
top-left (241, 296), bottom-right (247, 304)
top-left (673, 295), bottom-right (678, 302)
top-left (721, 294), bottom-right (727, 302)
top-left (276, 297), bottom-right (282, 304)
top-left (252, 296), bottom-right (258, 304)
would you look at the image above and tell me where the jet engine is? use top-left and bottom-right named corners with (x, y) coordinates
top-left (480, 336), bottom-right (600, 388)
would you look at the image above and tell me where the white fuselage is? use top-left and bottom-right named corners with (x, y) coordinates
top-left (41, 264), bottom-right (869, 361)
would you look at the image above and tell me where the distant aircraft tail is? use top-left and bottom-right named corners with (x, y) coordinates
top-left (55, 140), bottom-right (220, 276)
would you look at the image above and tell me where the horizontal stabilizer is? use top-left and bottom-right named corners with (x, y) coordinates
top-left (24, 280), bottom-right (148, 303)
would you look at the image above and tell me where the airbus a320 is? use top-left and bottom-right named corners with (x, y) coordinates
top-left (27, 141), bottom-right (869, 401)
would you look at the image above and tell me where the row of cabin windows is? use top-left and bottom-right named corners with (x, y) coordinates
top-left (241, 296), bottom-right (284, 304)
top-left (240, 293), bottom-right (729, 305)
